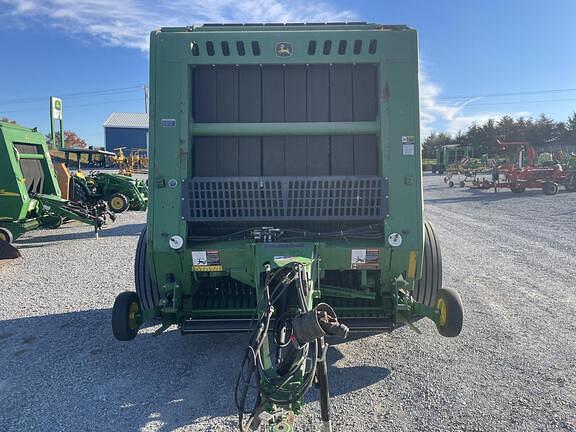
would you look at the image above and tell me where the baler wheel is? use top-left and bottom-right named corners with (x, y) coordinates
top-left (112, 291), bottom-right (141, 341)
top-left (448, 181), bottom-right (454, 188)
top-left (434, 288), bottom-right (463, 337)
top-left (459, 181), bottom-right (465, 188)
top-left (542, 182), bottom-right (559, 196)
top-left (0, 227), bottom-right (14, 244)
top-left (109, 193), bottom-right (130, 213)
top-left (413, 221), bottom-right (442, 307)
top-left (135, 227), bottom-right (161, 311)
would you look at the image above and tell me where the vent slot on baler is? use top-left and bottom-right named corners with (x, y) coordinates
top-left (182, 176), bottom-right (388, 222)
top-left (191, 64), bottom-right (379, 177)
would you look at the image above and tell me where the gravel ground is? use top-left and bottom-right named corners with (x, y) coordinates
top-left (1, 174), bottom-right (575, 431)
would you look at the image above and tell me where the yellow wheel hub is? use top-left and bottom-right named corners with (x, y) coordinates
top-left (128, 302), bottom-right (139, 330)
top-left (111, 197), bottom-right (125, 210)
top-left (436, 298), bottom-right (447, 327)
top-left (0, 232), bottom-right (6, 242)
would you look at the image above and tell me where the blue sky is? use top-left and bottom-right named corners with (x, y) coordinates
top-left (0, 0), bottom-right (575, 147)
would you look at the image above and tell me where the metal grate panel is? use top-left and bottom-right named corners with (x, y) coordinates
top-left (182, 176), bottom-right (388, 222)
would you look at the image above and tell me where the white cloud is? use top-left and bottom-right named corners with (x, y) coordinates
top-left (419, 70), bottom-right (530, 138)
top-left (2, 1), bottom-right (530, 138)
top-left (1, 0), bottom-right (357, 51)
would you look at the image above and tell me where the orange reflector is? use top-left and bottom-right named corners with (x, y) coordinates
top-left (407, 251), bottom-right (417, 279)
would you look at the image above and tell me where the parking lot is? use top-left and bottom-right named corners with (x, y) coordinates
top-left (1, 174), bottom-right (574, 432)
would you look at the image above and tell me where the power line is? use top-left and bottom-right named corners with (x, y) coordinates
top-left (0, 85), bottom-right (143, 105)
top-left (422, 97), bottom-right (576, 109)
top-left (436, 87), bottom-right (576, 100)
top-left (0, 97), bottom-right (144, 114)
top-left (464, 98), bottom-right (576, 107)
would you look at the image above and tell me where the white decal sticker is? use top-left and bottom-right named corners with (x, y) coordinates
top-left (403, 144), bottom-right (415, 155)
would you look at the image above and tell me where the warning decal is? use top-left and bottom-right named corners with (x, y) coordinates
top-left (351, 249), bottom-right (380, 270)
top-left (402, 136), bottom-right (415, 156)
top-left (192, 250), bottom-right (222, 271)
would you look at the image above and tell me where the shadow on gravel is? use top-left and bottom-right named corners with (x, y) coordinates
top-left (0, 308), bottom-right (390, 431)
top-left (424, 188), bottom-right (549, 204)
top-left (15, 222), bottom-right (145, 245)
top-left (315, 347), bottom-right (390, 398)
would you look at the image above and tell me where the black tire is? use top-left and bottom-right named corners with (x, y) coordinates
top-left (135, 227), bottom-right (161, 311)
top-left (47, 216), bottom-right (63, 229)
top-left (112, 291), bottom-right (141, 341)
top-left (565, 176), bottom-right (576, 192)
top-left (542, 182), bottom-right (559, 196)
top-left (435, 288), bottom-right (463, 337)
top-left (0, 227), bottom-right (14, 244)
top-left (448, 180), bottom-right (454, 188)
top-left (459, 181), bottom-right (465, 188)
top-left (413, 221), bottom-right (442, 307)
top-left (108, 193), bottom-right (130, 213)
top-left (511, 186), bottom-right (525, 194)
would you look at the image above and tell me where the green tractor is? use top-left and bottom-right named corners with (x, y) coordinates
top-left (112, 23), bottom-right (464, 431)
top-left (60, 148), bottom-right (148, 213)
top-left (0, 121), bottom-right (111, 256)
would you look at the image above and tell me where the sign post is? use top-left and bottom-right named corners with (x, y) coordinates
top-left (50, 97), bottom-right (64, 149)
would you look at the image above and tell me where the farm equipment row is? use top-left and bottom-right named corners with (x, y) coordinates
top-left (0, 118), bottom-right (149, 259)
top-left (0, 121), bottom-right (116, 258)
top-left (442, 140), bottom-right (576, 195)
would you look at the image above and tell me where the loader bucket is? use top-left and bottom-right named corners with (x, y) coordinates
top-left (0, 240), bottom-right (21, 260)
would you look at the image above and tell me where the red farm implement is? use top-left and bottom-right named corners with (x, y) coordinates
top-left (493, 140), bottom-right (574, 195)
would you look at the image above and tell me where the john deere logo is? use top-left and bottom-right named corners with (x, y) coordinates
top-left (54, 100), bottom-right (62, 110)
top-left (276, 42), bottom-right (293, 57)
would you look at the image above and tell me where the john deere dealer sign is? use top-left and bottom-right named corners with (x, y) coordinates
top-left (51, 97), bottom-right (63, 120)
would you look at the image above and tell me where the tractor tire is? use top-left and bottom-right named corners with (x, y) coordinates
top-left (543, 182), bottom-right (559, 196)
top-left (112, 291), bottom-right (141, 341)
top-left (434, 288), bottom-right (463, 337)
top-left (448, 180), bottom-right (454, 188)
top-left (511, 186), bottom-right (525, 194)
top-left (565, 176), bottom-right (576, 192)
top-left (135, 227), bottom-right (161, 311)
top-left (0, 227), bottom-right (14, 244)
top-left (108, 193), bottom-right (130, 213)
top-left (413, 221), bottom-right (442, 308)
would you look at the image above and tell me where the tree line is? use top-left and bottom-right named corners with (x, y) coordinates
top-left (423, 113), bottom-right (576, 158)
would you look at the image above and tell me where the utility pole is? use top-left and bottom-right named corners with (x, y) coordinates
top-left (143, 85), bottom-right (149, 113)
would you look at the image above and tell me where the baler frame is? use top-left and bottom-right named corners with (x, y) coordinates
top-left (112, 23), bottom-right (464, 431)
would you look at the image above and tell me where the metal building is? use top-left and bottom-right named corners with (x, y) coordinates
top-left (103, 112), bottom-right (148, 152)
